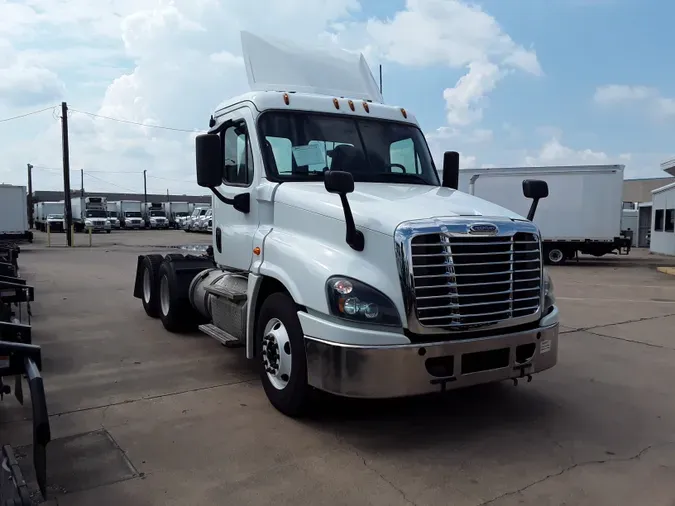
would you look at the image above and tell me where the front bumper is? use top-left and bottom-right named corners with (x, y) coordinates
top-left (302, 307), bottom-right (559, 399)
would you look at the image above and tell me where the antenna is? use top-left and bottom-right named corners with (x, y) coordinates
top-left (379, 65), bottom-right (383, 96)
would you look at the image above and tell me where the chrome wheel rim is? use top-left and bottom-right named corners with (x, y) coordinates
top-left (262, 318), bottom-right (292, 390)
top-left (160, 275), bottom-right (170, 316)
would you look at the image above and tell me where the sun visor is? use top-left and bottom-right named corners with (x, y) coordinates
top-left (240, 31), bottom-right (384, 103)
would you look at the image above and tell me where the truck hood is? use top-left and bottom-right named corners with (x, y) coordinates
top-left (273, 182), bottom-right (527, 235)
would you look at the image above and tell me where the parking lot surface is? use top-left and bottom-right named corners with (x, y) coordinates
top-left (3, 231), bottom-right (675, 505)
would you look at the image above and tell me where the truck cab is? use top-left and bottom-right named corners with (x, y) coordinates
top-left (134, 31), bottom-right (558, 417)
top-left (144, 203), bottom-right (169, 229)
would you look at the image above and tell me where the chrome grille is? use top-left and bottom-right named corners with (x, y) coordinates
top-left (410, 231), bottom-right (541, 329)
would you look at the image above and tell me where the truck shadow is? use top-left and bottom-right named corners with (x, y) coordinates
top-left (304, 382), bottom-right (563, 451)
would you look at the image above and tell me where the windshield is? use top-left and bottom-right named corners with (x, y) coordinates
top-left (149, 211), bottom-right (165, 217)
top-left (199, 209), bottom-right (208, 216)
top-left (48, 214), bottom-right (63, 220)
top-left (108, 212), bottom-right (116, 218)
top-left (125, 212), bottom-right (142, 218)
top-left (176, 212), bottom-right (188, 217)
top-left (86, 210), bottom-right (107, 218)
top-left (258, 112), bottom-right (439, 185)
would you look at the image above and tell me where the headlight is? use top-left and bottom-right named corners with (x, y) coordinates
top-left (544, 269), bottom-right (555, 310)
top-left (105, 220), bottom-right (111, 225)
top-left (85, 220), bottom-right (92, 225)
top-left (325, 276), bottom-right (401, 326)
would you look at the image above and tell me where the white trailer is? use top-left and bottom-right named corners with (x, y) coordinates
top-left (115, 200), bottom-right (143, 229)
top-left (458, 164), bottom-right (631, 264)
top-left (35, 202), bottom-right (64, 232)
top-left (0, 185), bottom-right (32, 243)
top-left (71, 196), bottom-right (111, 233)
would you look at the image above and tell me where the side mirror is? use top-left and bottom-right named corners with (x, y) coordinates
top-left (324, 171), bottom-right (363, 252)
top-left (522, 179), bottom-right (549, 221)
top-left (324, 170), bottom-right (355, 194)
top-left (195, 134), bottom-right (222, 188)
top-left (522, 179), bottom-right (549, 200)
top-left (442, 151), bottom-right (459, 189)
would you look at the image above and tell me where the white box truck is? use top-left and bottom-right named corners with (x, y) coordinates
top-left (458, 165), bottom-right (632, 265)
top-left (106, 202), bottom-right (120, 229)
top-left (115, 200), bottom-right (143, 229)
top-left (35, 202), bottom-right (64, 232)
top-left (131, 31), bottom-right (560, 418)
top-left (142, 202), bottom-right (170, 229)
top-left (166, 202), bottom-right (191, 229)
top-left (0, 185), bottom-right (32, 243)
top-left (71, 196), bottom-right (111, 233)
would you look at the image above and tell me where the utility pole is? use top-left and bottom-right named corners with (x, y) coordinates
top-left (27, 164), bottom-right (33, 229)
top-left (80, 169), bottom-right (84, 197)
top-left (143, 170), bottom-right (148, 211)
top-left (61, 102), bottom-right (73, 247)
top-left (166, 189), bottom-right (170, 203)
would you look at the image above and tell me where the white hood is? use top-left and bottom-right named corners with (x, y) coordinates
top-left (273, 182), bottom-right (527, 236)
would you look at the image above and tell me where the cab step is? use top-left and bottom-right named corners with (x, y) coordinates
top-left (198, 324), bottom-right (243, 348)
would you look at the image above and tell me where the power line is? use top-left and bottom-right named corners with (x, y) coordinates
top-left (69, 108), bottom-right (202, 133)
top-left (0, 106), bottom-right (57, 123)
top-left (146, 174), bottom-right (197, 183)
top-left (84, 172), bottom-right (138, 193)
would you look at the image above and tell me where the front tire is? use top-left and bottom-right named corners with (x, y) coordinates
top-left (256, 292), bottom-right (312, 417)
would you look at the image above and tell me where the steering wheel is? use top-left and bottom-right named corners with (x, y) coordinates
top-left (384, 163), bottom-right (407, 173)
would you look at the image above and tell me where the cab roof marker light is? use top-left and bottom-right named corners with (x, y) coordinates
top-left (283, 93), bottom-right (290, 105)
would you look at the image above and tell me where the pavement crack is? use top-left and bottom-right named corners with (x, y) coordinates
top-left (334, 429), bottom-right (418, 506)
top-left (0, 377), bottom-right (259, 427)
top-left (560, 312), bottom-right (675, 335)
top-left (475, 442), bottom-right (674, 506)
top-left (584, 330), bottom-right (675, 350)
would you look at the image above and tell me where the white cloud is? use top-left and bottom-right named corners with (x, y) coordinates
top-left (594, 84), bottom-right (675, 120)
top-left (337, 0), bottom-right (541, 126)
top-left (0, 0), bottom-right (540, 192)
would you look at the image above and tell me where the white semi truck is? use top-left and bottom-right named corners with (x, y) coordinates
top-left (458, 165), bottom-right (632, 265)
top-left (133, 31), bottom-right (559, 417)
top-left (35, 202), bottom-right (64, 232)
top-left (115, 200), bottom-right (143, 229)
top-left (0, 185), bottom-right (32, 243)
top-left (143, 202), bottom-right (170, 229)
top-left (71, 196), bottom-right (111, 233)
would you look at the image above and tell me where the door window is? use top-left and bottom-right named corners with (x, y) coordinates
top-left (223, 121), bottom-right (254, 186)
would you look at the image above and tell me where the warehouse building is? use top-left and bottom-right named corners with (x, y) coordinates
top-left (31, 190), bottom-right (211, 204)
top-left (649, 159), bottom-right (675, 255)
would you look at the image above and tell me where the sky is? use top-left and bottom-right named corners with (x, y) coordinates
top-left (1, 0), bottom-right (674, 195)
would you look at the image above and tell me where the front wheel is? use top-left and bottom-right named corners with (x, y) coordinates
top-left (256, 292), bottom-right (312, 417)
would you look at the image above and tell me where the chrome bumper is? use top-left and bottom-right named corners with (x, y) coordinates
top-left (303, 308), bottom-right (559, 399)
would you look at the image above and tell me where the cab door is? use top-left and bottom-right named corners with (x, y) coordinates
top-left (212, 106), bottom-right (260, 271)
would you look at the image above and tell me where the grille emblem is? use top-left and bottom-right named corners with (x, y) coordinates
top-left (467, 223), bottom-right (499, 235)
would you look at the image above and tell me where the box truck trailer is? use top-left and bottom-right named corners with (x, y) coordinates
top-left (458, 165), bottom-right (631, 265)
top-left (0, 185), bottom-right (32, 243)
